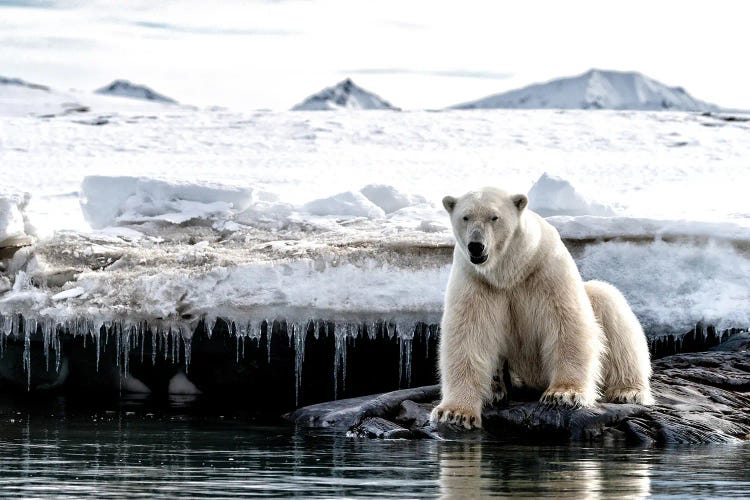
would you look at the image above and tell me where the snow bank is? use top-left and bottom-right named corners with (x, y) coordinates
top-left (0, 199), bottom-right (25, 246)
top-left (528, 173), bottom-right (615, 217)
top-left (300, 185), bottom-right (431, 220)
top-left (579, 240), bottom-right (750, 331)
top-left (360, 184), bottom-right (427, 214)
top-left (0, 192), bottom-right (34, 246)
top-left (302, 191), bottom-right (386, 219)
top-left (548, 216), bottom-right (750, 241)
top-left (80, 176), bottom-right (253, 229)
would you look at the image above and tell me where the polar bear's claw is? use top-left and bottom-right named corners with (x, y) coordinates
top-left (430, 404), bottom-right (481, 429)
top-left (540, 387), bottom-right (586, 408)
top-left (491, 375), bottom-right (507, 404)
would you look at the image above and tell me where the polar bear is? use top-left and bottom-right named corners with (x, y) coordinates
top-left (431, 187), bottom-right (653, 429)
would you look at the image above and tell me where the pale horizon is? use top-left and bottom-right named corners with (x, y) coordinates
top-left (1, 0), bottom-right (748, 110)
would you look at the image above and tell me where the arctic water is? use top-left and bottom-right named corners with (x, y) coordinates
top-left (1, 396), bottom-right (749, 498)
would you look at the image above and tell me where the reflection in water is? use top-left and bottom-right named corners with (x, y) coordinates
top-left (439, 442), bottom-right (651, 499)
top-left (0, 398), bottom-right (749, 497)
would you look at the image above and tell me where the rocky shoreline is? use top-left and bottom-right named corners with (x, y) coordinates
top-left (286, 349), bottom-right (750, 445)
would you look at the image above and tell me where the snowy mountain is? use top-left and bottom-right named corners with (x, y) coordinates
top-left (95, 79), bottom-right (177, 104)
top-left (292, 78), bottom-right (399, 111)
top-left (1, 75), bottom-right (88, 117)
top-left (0, 76), bottom-right (49, 92)
top-left (453, 69), bottom-right (719, 111)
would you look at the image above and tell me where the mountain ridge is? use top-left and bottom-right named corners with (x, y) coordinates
top-left (452, 69), bottom-right (719, 111)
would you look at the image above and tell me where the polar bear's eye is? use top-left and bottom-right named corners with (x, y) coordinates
top-left (462, 216), bottom-right (469, 221)
top-left (491, 216), bottom-right (499, 222)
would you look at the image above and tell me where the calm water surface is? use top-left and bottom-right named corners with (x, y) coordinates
top-left (0, 396), bottom-right (748, 498)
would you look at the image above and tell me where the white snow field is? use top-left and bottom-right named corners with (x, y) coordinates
top-left (2, 86), bottom-right (750, 354)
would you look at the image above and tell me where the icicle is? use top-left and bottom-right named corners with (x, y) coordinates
top-left (248, 321), bottom-right (258, 341)
top-left (114, 322), bottom-right (121, 367)
top-left (122, 324), bottom-right (132, 379)
top-left (94, 325), bottom-right (101, 372)
top-left (398, 322), bottom-right (415, 388)
top-left (43, 320), bottom-right (51, 371)
top-left (385, 322), bottom-right (395, 339)
top-left (332, 323), bottom-right (349, 400)
top-left (265, 320), bottom-right (272, 364)
top-left (293, 322), bottom-right (307, 407)
top-left (103, 321), bottom-right (110, 351)
top-left (54, 324), bottom-right (62, 373)
top-left (151, 325), bottom-right (157, 365)
top-left (184, 336), bottom-right (192, 374)
top-left (163, 328), bottom-right (169, 361)
top-left (333, 323), bottom-right (340, 399)
top-left (23, 318), bottom-right (31, 391)
top-left (139, 322), bottom-right (144, 364)
top-left (368, 321), bottom-right (377, 340)
top-left (175, 328), bottom-right (180, 365)
top-left (235, 328), bottom-right (241, 364)
top-left (169, 328), bottom-right (180, 364)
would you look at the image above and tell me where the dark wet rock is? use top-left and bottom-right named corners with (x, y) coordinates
top-left (711, 331), bottom-right (750, 353)
top-left (346, 417), bottom-right (413, 439)
top-left (286, 385), bottom-right (440, 429)
top-left (287, 351), bottom-right (750, 445)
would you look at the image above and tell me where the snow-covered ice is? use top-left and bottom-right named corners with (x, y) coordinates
top-left (528, 173), bottom-right (615, 217)
top-left (0, 191), bottom-right (33, 248)
top-left (302, 190), bottom-right (386, 219)
top-left (2, 85), bottom-right (750, 355)
top-left (80, 176), bottom-right (253, 229)
top-left (0, 198), bottom-right (26, 246)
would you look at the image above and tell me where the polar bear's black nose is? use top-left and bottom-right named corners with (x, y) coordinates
top-left (468, 242), bottom-right (485, 257)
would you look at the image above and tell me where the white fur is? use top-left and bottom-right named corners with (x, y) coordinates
top-left (431, 187), bottom-right (653, 429)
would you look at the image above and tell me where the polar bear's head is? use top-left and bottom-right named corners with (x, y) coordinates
top-left (442, 187), bottom-right (527, 267)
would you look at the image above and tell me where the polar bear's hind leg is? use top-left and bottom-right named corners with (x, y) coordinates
top-left (585, 280), bottom-right (654, 405)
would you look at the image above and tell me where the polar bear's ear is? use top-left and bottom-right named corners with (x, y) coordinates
top-left (442, 196), bottom-right (457, 213)
top-left (512, 194), bottom-right (528, 211)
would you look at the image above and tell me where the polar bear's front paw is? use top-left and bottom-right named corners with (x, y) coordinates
top-left (540, 386), bottom-right (586, 408)
top-left (430, 403), bottom-right (481, 429)
top-left (605, 386), bottom-right (654, 405)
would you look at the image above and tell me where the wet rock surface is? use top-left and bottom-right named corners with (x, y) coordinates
top-left (286, 351), bottom-right (750, 445)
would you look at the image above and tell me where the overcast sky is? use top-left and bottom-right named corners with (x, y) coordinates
top-left (1, 0), bottom-right (748, 110)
